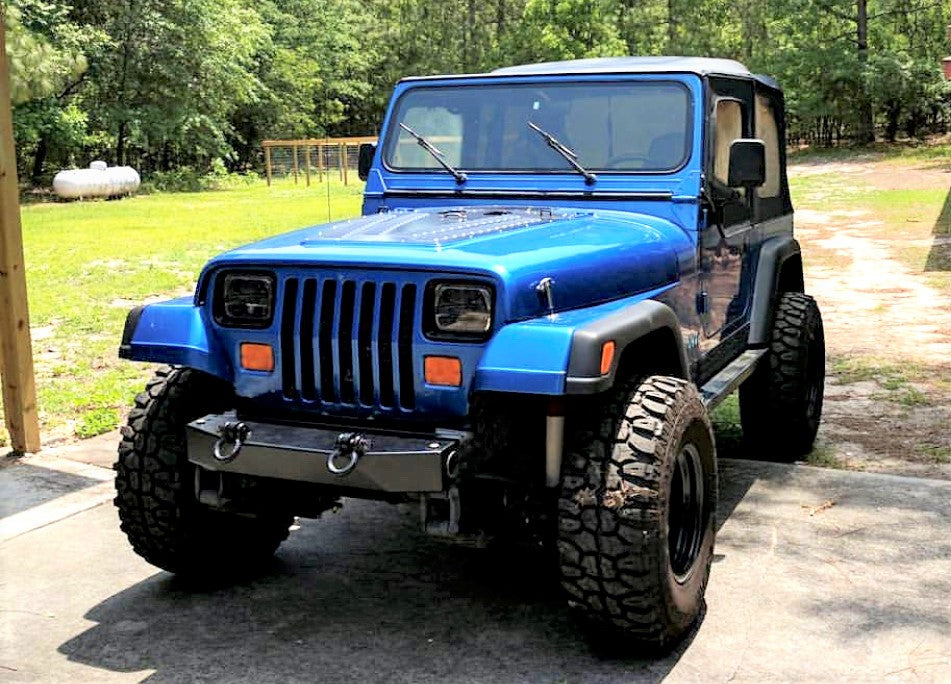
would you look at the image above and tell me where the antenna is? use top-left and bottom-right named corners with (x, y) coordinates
top-left (325, 143), bottom-right (332, 222)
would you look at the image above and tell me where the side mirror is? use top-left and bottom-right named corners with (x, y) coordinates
top-left (727, 139), bottom-right (766, 188)
top-left (357, 143), bottom-right (376, 181)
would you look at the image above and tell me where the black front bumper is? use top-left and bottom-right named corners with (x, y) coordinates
top-left (187, 413), bottom-right (462, 493)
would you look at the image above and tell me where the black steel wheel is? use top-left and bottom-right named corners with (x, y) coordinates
top-left (669, 443), bottom-right (706, 581)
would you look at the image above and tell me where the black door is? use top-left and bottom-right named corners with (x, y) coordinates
top-left (698, 77), bottom-right (754, 342)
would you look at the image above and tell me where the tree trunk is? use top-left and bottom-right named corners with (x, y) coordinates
top-left (30, 135), bottom-right (48, 185)
top-left (884, 101), bottom-right (900, 142)
top-left (496, 0), bottom-right (505, 38)
top-left (466, 0), bottom-right (476, 70)
top-left (116, 121), bottom-right (127, 165)
top-left (668, 0), bottom-right (677, 52)
top-left (855, 0), bottom-right (875, 143)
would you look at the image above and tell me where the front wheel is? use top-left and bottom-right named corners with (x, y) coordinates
top-left (558, 376), bottom-right (717, 651)
top-left (114, 366), bottom-right (293, 576)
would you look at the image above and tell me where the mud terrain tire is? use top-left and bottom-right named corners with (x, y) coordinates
top-left (114, 366), bottom-right (292, 575)
top-left (558, 376), bottom-right (717, 650)
top-left (740, 292), bottom-right (825, 460)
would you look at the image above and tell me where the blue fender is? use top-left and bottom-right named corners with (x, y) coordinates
top-left (119, 297), bottom-right (233, 381)
top-left (473, 286), bottom-right (684, 395)
top-left (473, 320), bottom-right (574, 395)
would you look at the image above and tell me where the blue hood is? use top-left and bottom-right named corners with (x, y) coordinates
top-left (202, 206), bottom-right (691, 320)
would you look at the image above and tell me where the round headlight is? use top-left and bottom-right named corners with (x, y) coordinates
top-left (431, 283), bottom-right (493, 336)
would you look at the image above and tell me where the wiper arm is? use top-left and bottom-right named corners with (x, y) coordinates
top-left (398, 122), bottom-right (467, 184)
top-left (527, 121), bottom-right (596, 185)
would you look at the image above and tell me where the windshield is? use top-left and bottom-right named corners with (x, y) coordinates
top-left (384, 80), bottom-right (692, 174)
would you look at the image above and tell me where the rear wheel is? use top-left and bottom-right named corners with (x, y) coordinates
top-left (740, 292), bottom-right (825, 460)
top-left (558, 375), bottom-right (717, 650)
top-left (114, 366), bottom-right (292, 576)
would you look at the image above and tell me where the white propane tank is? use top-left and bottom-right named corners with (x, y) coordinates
top-left (53, 162), bottom-right (141, 199)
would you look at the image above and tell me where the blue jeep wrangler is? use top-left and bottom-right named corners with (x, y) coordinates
top-left (116, 57), bottom-right (824, 648)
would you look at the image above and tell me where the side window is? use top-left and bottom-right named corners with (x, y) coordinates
top-left (713, 99), bottom-right (743, 185)
top-left (755, 95), bottom-right (781, 198)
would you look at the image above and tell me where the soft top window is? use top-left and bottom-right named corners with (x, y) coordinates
top-left (384, 81), bottom-right (692, 174)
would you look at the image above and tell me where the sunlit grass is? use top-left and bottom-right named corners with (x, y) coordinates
top-left (2, 177), bottom-right (364, 443)
top-left (788, 141), bottom-right (951, 165)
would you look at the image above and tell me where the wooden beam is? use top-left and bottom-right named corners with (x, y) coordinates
top-left (292, 144), bottom-right (299, 184)
top-left (304, 146), bottom-right (311, 187)
top-left (261, 136), bottom-right (378, 147)
top-left (317, 142), bottom-right (323, 182)
top-left (340, 143), bottom-right (348, 186)
top-left (264, 145), bottom-right (272, 186)
top-left (0, 11), bottom-right (41, 454)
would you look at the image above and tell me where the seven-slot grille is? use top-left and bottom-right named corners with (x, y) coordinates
top-left (279, 276), bottom-right (417, 410)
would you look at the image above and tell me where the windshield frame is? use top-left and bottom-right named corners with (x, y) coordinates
top-left (380, 78), bottom-right (695, 178)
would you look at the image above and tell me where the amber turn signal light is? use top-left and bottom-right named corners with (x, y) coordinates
top-left (240, 342), bottom-right (274, 372)
top-left (424, 356), bottom-right (462, 387)
top-left (600, 340), bottom-right (615, 375)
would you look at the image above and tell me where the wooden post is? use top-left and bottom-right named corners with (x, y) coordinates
top-left (0, 12), bottom-right (41, 454)
top-left (264, 145), bottom-right (272, 186)
top-left (317, 143), bottom-right (324, 182)
top-left (342, 143), bottom-right (348, 186)
top-left (304, 146), bottom-right (311, 187)
top-left (338, 143), bottom-right (344, 182)
top-left (292, 144), bottom-right (299, 184)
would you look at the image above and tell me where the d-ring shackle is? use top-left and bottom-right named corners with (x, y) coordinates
top-left (327, 433), bottom-right (371, 476)
top-left (213, 421), bottom-right (251, 463)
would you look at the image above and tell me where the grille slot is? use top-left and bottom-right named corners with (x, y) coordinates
top-left (299, 279), bottom-right (318, 401)
top-left (280, 279), bottom-right (299, 399)
top-left (377, 283), bottom-right (397, 407)
top-left (280, 274), bottom-right (416, 411)
top-left (358, 282), bottom-right (377, 405)
top-left (318, 280), bottom-right (337, 402)
top-left (338, 281), bottom-right (357, 404)
top-left (397, 284), bottom-right (417, 409)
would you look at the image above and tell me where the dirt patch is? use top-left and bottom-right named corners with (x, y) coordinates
top-left (791, 156), bottom-right (951, 479)
top-left (817, 378), bottom-right (951, 480)
top-left (794, 159), bottom-right (951, 191)
top-left (797, 225), bottom-right (951, 362)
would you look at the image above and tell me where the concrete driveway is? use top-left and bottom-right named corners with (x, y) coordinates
top-left (1, 440), bottom-right (949, 682)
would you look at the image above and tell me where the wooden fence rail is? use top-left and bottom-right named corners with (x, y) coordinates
top-left (262, 137), bottom-right (377, 187)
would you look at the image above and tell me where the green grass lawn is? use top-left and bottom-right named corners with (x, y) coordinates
top-left (0, 177), bottom-right (364, 446)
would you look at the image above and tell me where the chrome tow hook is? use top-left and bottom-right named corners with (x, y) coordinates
top-left (327, 433), bottom-right (370, 476)
top-left (213, 421), bottom-right (251, 463)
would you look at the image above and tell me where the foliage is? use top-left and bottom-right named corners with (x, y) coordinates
top-left (141, 163), bottom-right (259, 194)
top-left (74, 406), bottom-right (118, 438)
top-left (3, 2), bottom-right (91, 104)
top-left (4, 0), bottom-right (951, 184)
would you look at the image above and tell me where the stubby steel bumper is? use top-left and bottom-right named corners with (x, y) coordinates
top-left (186, 413), bottom-right (463, 493)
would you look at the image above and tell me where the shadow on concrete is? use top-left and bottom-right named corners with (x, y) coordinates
top-left (714, 460), bottom-right (951, 649)
top-left (0, 461), bottom-right (102, 518)
top-left (925, 187), bottom-right (950, 272)
top-left (54, 468), bottom-right (760, 682)
top-left (50, 458), bottom-right (951, 681)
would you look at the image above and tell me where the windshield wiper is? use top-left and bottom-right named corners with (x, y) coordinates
top-left (527, 121), bottom-right (596, 185)
top-left (398, 122), bottom-right (467, 184)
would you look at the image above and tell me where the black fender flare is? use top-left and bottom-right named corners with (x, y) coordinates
top-left (748, 236), bottom-right (804, 345)
top-left (565, 299), bottom-right (690, 394)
